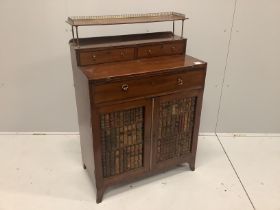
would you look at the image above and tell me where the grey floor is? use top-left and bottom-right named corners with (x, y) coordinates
top-left (0, 134), bottom-right (279, 210)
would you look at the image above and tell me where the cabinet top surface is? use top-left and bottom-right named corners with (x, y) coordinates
top-left (80, 55), bottom-right (206, 82)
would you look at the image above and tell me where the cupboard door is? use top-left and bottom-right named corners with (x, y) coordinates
top-left (93, 99), bottom-right (152, 183)
top-left (152, 90), bottom-right (203, 169)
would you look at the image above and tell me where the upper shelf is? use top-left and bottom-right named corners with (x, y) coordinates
top-left (66, 12), bottom-right (187, 26)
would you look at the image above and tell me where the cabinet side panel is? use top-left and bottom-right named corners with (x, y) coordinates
top-left (70, 47), bottom-right (95, 181)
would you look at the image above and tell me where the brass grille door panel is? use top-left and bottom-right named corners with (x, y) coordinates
top-left (152, 91), bottom-right (199, 169)
top-left (157, 97), bottom-right (195, 161)
top-left (100, 107), bottom-right (144, 177)
top-left (96, 99), bottom-right (152, 180)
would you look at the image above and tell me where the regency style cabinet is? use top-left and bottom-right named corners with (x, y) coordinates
top-left (67, 12), bottom-right (207, 203)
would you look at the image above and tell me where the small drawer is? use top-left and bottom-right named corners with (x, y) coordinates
top-left (137, 44), bottom-right (163, 58)
top-left (79, 48), bottom-right (135, 66)
top-left (137, 41), bottom-right (185, 59)
top-left (93, 70), bottom-right (205, 104)
top-left (162, 42), bottom-right (186, 55)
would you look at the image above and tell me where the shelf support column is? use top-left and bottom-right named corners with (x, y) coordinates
top-left (173, 21), bottom-right (175, 36)
top-left (75, 26), bottom-right (80, 46)
top-left (71, 26), bottom-right (75, 42)
top-left (181, 20), bottom-right (185, 38)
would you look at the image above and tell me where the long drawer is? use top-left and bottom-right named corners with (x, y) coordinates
top-left (93, 70), bottom-right (205, 104)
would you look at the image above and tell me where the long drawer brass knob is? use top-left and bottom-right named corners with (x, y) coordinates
top-left (121, 84), bottom-right (129, 91)
top-left (92, 55), bottom-right (96, 61)
top-left (148, 49), bottom-right (152, 55)
top-left (177, 78), bottom-right (183, 85)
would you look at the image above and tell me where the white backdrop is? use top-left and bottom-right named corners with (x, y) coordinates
top-left (0, 0), bottom-right (279, 133)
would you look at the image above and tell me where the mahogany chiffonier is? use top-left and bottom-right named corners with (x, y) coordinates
top-left (67, 12), bottom-right (207, 203)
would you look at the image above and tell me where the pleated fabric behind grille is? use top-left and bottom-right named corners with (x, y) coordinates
top-left (157, 96), bottom-right (196, 162)
top-left (100, 107), bottom-right (144, 178)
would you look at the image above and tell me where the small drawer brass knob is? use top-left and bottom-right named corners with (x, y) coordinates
top-left (92, 55), bottom-right (97, 61)
top-left (171, 46), bottom-right (176, 51)
top-left (177, 78), bottom-right (183, 86)
top-left (121, 84), bottom-right (128, 91)
top-left (148, 49), bottom-right (152, 55)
